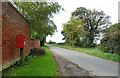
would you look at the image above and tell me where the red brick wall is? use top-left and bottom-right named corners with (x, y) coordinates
top-left (0, 2), bottom-right (2, 66)
top-left (32, 40), bottom-right (40, 48)
top-left (1, 2), bottom-right (40, 67)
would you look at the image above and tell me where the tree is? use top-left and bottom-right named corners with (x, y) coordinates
top-left (71, 7), bottom-right (111, 47)
top-left (62, 18), bottom-right (86, 46)
top-left (14, 2), bottom-right (63, 46)
top-left (100, 23), bottom-right (120, 54)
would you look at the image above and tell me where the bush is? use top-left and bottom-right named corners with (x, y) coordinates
top-left (57, 43), bottom-right (65, 45)
top-left (76, 38), bottom-right (97, 48)
top-left (100, 23), bottom-right (120, 55)
top-left (30, 48), bottom-right (46, 56)
top-left (48, 41), bottom-right (56, 44)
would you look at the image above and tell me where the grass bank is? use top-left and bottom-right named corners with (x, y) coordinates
top-left (51, 44), bottom-right (120, 62)
top-left (3, 46), bottom-right (60, 76)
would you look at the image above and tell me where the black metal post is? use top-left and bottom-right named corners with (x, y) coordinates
top-left (20, 48), bottom-right (24, 64)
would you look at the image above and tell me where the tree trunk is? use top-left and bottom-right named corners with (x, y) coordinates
top-left (40, 37), bottom-right (46, 46)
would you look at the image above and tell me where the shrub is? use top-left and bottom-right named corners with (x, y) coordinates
top-left (48, 41), bottom-right (56, 44)
top-left (57, 43), bottom-right (65, 45)
top-left (30, 48), bottom-right (46, 56)
top-left (100, 23), bottom-right (120, 55)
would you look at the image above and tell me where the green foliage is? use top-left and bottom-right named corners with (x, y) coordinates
top-left (100, 23), bottom-right (120, 55)
top-left (14, 2), bottom-right (63, 41)
top-left (52, 44), bottom-right (120, 62)
top-left (71, 7), bottom-right (111, 47)
top-left (3, 46), bottom-right (60, 76)
top-left (48, 41), bottom-right (56, 44)
top-left (40, 37), bottom-right (46, 46)
top-left (57, 43), bottom-right (65, 45)
top-left (62, 18), bottom-right (86, 46)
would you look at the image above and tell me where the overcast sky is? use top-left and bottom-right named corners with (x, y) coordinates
top-left (46, 0), bottom-right (119, 43)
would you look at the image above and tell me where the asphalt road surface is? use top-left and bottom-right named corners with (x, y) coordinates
top-left (48, 45), bottom-right (119, 76)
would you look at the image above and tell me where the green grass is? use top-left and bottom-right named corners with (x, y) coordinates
top-left (3, 46), bottom-right (60, 76)
top-left (51, 44), bottom-right (120, 62)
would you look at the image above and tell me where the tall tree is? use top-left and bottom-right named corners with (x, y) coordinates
top-left (14, 2), bottom-right (63, 46)
top-left (62, 18), bottom-right (86, 46)
top-left (72, 7), bottom-right (111, 47)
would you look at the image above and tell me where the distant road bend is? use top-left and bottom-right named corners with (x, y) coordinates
top-left (48, 45), bottom-right (119, 76)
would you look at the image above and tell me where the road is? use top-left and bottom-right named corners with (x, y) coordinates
top-left (48, 45), bottom-right (119, 76)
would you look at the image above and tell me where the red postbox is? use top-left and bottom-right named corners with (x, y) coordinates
top-left (16, 34), bottom-right (25, 48)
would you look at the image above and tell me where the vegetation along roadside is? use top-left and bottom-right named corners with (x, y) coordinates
top-left (49, 44), bottom-right (120, 63)
top-left (3, 46), bottom-right (60, 76)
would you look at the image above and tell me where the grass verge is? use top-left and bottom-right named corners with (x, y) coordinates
top-left (3, 46), bottom-right (60, 76)
top-left (51, 44), bottom-right (120, 62)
